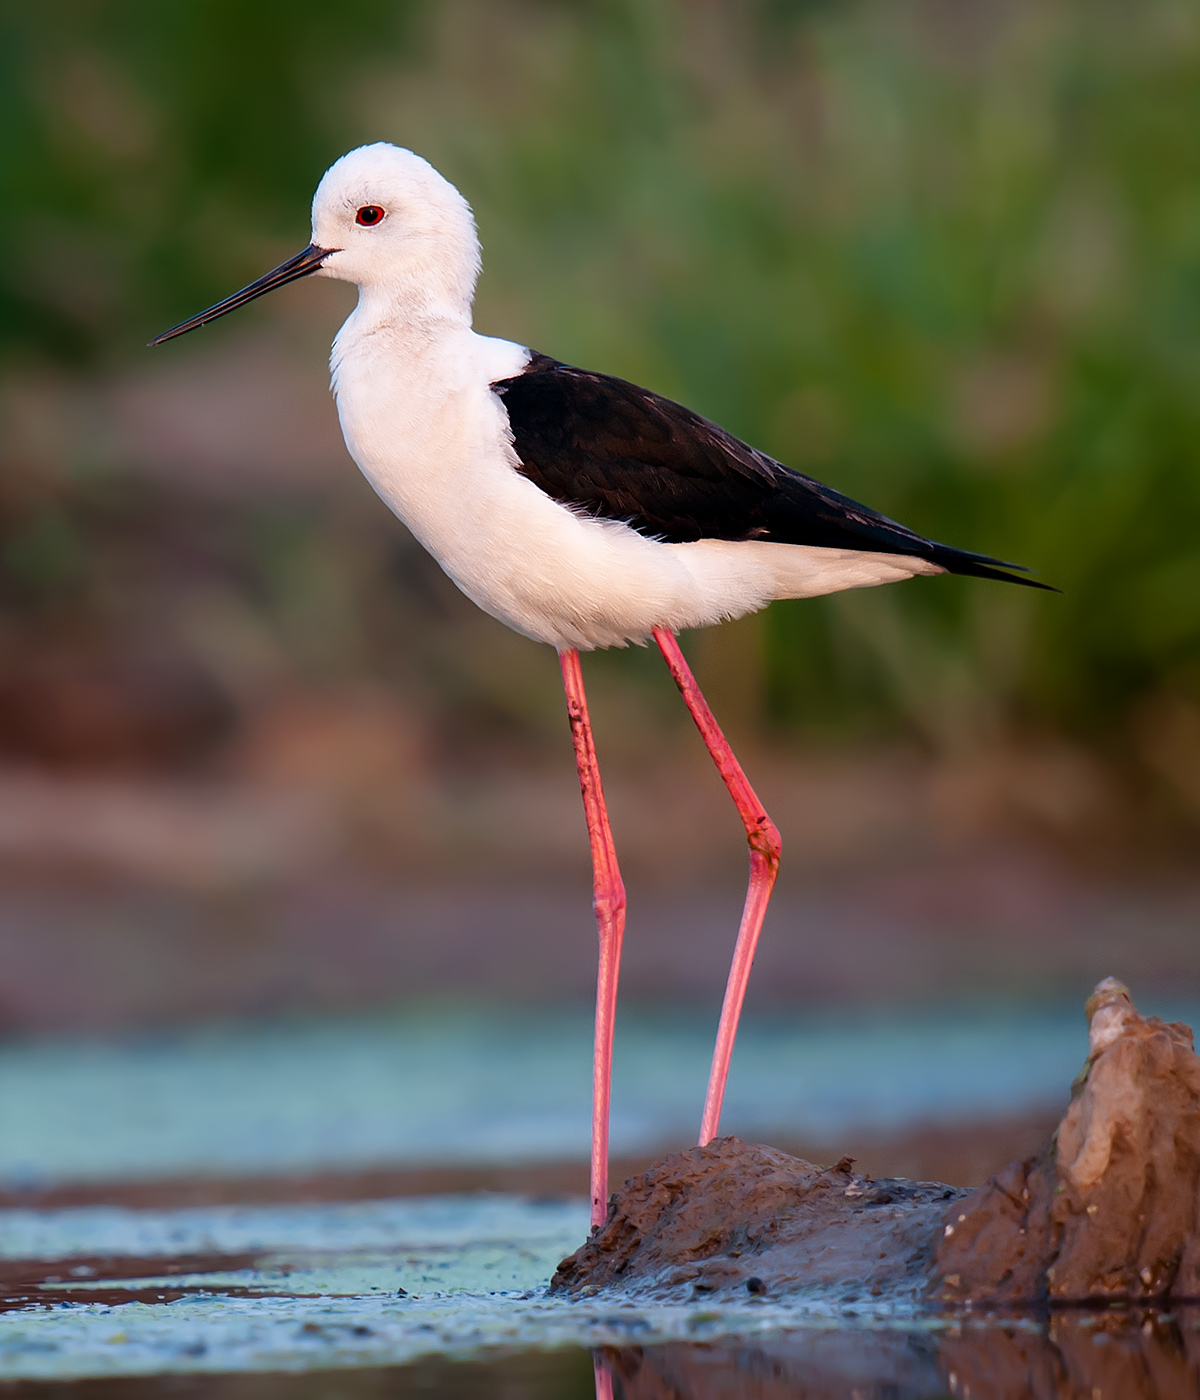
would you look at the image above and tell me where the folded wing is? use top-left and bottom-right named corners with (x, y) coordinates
top-left (493, 354), bottom-right (1051, 590)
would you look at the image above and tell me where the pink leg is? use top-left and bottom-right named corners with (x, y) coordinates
top-left (561, 648), bottom-right (628, 1230)
top-left (653, 627), bottom-right (782, 1147)
top-left (593, 1354), bottom-right (615, 1400)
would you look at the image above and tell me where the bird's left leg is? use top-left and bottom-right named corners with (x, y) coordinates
top-left (652, 627), bottom-right (781, 1147)
top-left (560, 648), bottom-right (627, 1230)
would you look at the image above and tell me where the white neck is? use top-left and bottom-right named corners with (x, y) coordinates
top-left (355, 274), bottom-right (473, 333)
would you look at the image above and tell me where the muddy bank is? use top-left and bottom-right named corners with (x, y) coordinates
top-left (935, 977), bottom-right (1200, 1305)
top-left (556, 978), bottom-right (1200, 1307)
top-left (552, 1141), bottom-right (964, 1301)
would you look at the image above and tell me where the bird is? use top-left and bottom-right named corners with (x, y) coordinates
top-left (151, 142), bottom-right (1050, 1231)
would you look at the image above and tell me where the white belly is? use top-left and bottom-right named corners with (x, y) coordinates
top-left (331, 323), bottom-right (939, 650)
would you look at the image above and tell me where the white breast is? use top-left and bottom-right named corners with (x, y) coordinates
top-left (331, 320), bottom-right (750, 648)
top-left (330, 316), bottom-right (937, 650)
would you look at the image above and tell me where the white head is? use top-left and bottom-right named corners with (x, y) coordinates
top-left (311, 143), bottom-right (481, 318)
top-left (149, 143), bottom-right (481, 345)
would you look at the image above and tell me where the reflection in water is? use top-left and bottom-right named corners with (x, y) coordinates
top-left (596, 1309), bottom-right (1200, 1400)
top-left (594, 1353), bottom-right (616, 1400)
top-left (942, 1312), bottom-right (1200, 1400)
top-left (0, 1351), bottom-right (599, 1398)
top-left (0, 1323), bottom-right (1194, 1397)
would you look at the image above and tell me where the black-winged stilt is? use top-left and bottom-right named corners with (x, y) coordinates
top-left (151, 142), bottom-right (1049, 1229)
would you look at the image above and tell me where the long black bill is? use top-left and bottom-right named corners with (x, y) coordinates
top-left (148, 243), bottom-right (335, 346)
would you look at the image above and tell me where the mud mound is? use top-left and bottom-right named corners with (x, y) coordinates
top-left (559, 978), bottom-right (1200, 1307)
top-left (933, 977), bottom-right (1200, 1305)
top-left (551, 1139), bottom-right (964, 1299)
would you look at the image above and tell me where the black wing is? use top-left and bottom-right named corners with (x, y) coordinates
top-left (492, 353), bottom-right (1051, 590)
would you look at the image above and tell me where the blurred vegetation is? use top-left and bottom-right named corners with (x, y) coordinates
top-left (1, 0), bottom-right (1199, 821)
top-left (0, 0), bottom-right (417, 361)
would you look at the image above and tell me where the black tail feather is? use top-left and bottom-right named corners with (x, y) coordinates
top-left (924, 543), bottom-right (1058, 592)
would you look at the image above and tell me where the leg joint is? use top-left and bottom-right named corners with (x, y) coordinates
top-left (593, 884), bottom-right (627, 925)
top-left (748, 814), bottom-right (782, 868)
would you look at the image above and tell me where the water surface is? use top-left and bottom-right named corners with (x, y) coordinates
top-left (6, 998), bottom-right (1180, 1189)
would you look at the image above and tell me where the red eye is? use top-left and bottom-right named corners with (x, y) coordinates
top-left (356, 205), bottom-right (385, 226)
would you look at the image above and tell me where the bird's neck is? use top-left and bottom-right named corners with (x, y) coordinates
top-left (330, 284), bottom-right (484, 404)
top-left (354, 278), bottom-right (473, 335)
top-left (331, 281), bottom-right (472, 380)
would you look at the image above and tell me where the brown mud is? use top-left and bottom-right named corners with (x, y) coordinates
top-left (0, 1251), bottom-right (300, 1313)
top-left (552, 1141), bottom-right (964, 1300)
top-left (556, 978), bottom-right (1200, 1308)
top-left (935, 977), bottom-right (1200, 1306)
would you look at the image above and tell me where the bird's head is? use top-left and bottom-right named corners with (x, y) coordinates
top-left (311, 144), bottom-right (480, 311)
top-left (150, 143), bottom-right (481, 346)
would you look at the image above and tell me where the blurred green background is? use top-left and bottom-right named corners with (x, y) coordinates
top-left (2, 0), bottom-right (1199, 1243)
top-left (0, 0), bottom-right (1198, 836)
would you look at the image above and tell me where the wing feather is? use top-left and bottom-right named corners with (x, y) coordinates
top-left (492, 354), bottom-right (1052, 590)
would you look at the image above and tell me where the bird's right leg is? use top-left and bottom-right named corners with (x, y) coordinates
top-left (560, 648), bottom-right (627, 1231)
top-left (653, 628), bottom-right (781, 1148)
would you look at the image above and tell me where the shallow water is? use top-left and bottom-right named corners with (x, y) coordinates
top-left (0, 1194), bottom-right (920, 1381)
top-left (7, 998), bottom-right (1194, 1189)
top-left (4, 1000), bottom-right (1199, 1395)
top-left (0, 1194), bottom-right (1197, 1395)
